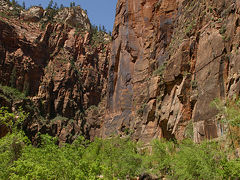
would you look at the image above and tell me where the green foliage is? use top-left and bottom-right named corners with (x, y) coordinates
top-left (0, 11), bottom-right (10, 19)
top-left (0, 131), bottom-right (29, 179)
top-left (9, 134), bottom-right (84, 180)
top-left (213, 98), bottom-right (240, 127)
top-left (137, 103), bottom-right (147, 116)
top-left (191, 79), bottom-right (198, 89)
top-left (146, 139), bottom-right (175, 176)
top-left (86, 105), bottom-right (98, 112)
top-left (184, 120), bottom-right (194, 139)
top-left (1, 100), bottom-right (240, 180)
top-left (171, 140), bottom-right (227, 179)
top-left (0, 107), bottom-right (28, 132)
top-left (22, 1), bottom-right (25, 9)
top-left (70, 58), bottom-right (82, 77)
top-left (89, 24), bottom-right (110, 50)
top-left (84, 137), bottom-right (142, 179)
top-left (212, 98), bottom-right (240, 148)
top-left (70, 2), bottom-right (76, 8)
top-left (10, 66), bottom-right (16, 88)
top-left (219, 25), bottom-right (227, 35)
top-left (154, 0), bottom-right (161, 9)
top-left (1, 132), bottom-right (240, 179)
top-left (152, 63), bottom-right (167, 77)
top-left (43, 0), bottom-right (59, 24)
top-left (11, 0), bottom-right (17, 7)
top-left (51, 115), bottom-right (68, 122)
top-left (185, 20), bottom-right (196, 36)
top-left (0, 85), bottom-right (26, 101)
top-left (222, 159), bottom-right (240, 178)
top-left (0, 134), bottom-right (142, 180)
top-left (46, 0), bottom-right (54, 10)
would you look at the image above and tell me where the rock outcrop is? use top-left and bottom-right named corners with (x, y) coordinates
top-left (0, 5), bottom-right (110, 143)
top-left (1, 0), bottom-right (240, 144)
top-left (103, 0), bottom-right (178, 142)
top-left (54, 6), bottom-right (91, 30)
top-left (103, 0), bottom-right (240, 143)
top-left (20, 6), bottom-right (44, 22)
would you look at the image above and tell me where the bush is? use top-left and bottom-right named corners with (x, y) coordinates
top-left (222, 159), bottom-right (240, 178)
top-left (83, 137), bottom-right (142, 179)
top-left (0, 107), bottom-right (28, 133)
top-left (9, 135), bottom-right (88, 180)
top-left (146, 139), bottom-right (175, 176)
top-left (0, 131), bottom-right (29, 179)
top-left (0, 134), bottom-right (142, 180)
top-left (0, 85), bottom-right (26, 101)
top-left (171, 140), bottom-right (227, 179)
top-left (212, 98), bottom-right (240, 147)
top-left (1, 132), bottom-right (240, 179)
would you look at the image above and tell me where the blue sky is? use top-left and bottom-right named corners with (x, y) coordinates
top-left (16, 0), bottom-right (118, 31)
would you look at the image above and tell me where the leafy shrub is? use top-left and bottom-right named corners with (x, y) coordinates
top-left (83, 137), bottom-right (142, 179)
top-left (0, 133), bottom-right (142, 180)
top-left (213, 98), bottom-right (240, 127)
top-left (146, 139), bottom-right (175, 176)
top-left (0, 85), bottom-right (26, 101)
top-left (152, 64), bottom-right (166, 77)
top-left (0, 107), bottom-right (28, 133)
top-left (0, 131), bottom-right (29, 179)
top-left (212, 98), bottom-right (240, 147)
top-left (222, 159), bottom-right (240, 179)
top-left (9, 135), bottom-right (88, 180)
top-left (171, 140), bottom-right (227, 180)
top-left (219, 25), bottom-right (226, 35)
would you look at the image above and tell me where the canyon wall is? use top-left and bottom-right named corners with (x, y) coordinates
top-left (103, 0), bottom-right (240, 143)
top-left (1, 0), bottom-right (240, 143)
top-left (0, 4), bottom-right (110, 143)
top-left (102, 0), bottom-right (178, 142)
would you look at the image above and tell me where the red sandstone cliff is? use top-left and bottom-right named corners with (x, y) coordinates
top-left (0, 3), bottom-right (110, 143)
top-left (1, 0), bottom-right (240, 144)
top-left (103, 0), bottom-right (240, 143)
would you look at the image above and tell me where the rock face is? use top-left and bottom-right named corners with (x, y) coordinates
top-left (0, 6), bottom-right (110, 143)
top-left (20, 6), bottom-right (44, 22)
top-left (0, 0), bottom-right (10, 11)
top-left (103, 0), bottom-right (178, 142)
top-left (1, 0), bottom-right (240, 144)
top-left (103, 0), bottom-right (240, 143)
top-left (54, 6), bottom-right (91, 30)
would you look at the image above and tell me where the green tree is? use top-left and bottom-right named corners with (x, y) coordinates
top-left (22, 1), bottom-right (25, 9)
top-left (46, 0), bottom-right (53, 10)
top-left (70, 2), bottom-right (76, 8)
top-left (0, 107), bottom-right (28, 133)
top-left (212, 98), bottom-right (240, 148)
top-left (0, 131), bottom-right (29, 179)
top-left (11, 0), bottom-right (17, 7)
top-left (53, 2), bottom-right (58, 10)
top-left (145, 139), bottom-right (175, 176)
top-left (171, 140), bottom-right (226, 179)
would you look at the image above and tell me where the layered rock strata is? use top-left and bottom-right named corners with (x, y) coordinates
top-left (1, 0), bottom-right (240, 144)
top-left (0, 5), bottom-right (110, 143)
top-left (103, 0), bottom-right (240, 143)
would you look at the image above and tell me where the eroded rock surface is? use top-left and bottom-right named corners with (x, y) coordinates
top-left (103, 0), bottom-right (240, 143)
top-left (20, 6), bottom-right (44, 22)
top-left (0, 5), bottom-right (110, 143)
top-left (1, 0), bottom-right (240, 144)
top-left (103, 0), bottom-right (178, 142)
